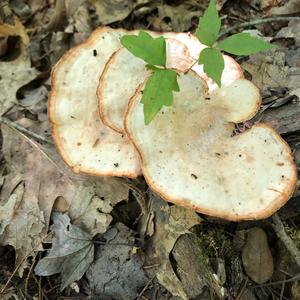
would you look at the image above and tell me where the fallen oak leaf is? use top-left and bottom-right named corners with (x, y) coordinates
top-left (34, 212), bottom-right (94, 291)
top-left (142, 192), bottom-right (202, 300)
top-left (0, 124), bottom-right (129, 275)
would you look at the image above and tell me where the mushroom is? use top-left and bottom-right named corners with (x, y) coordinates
top-left (49, 27), bottom-right (142, 178)
top-left (98, 32), bottom-right (243, 133)
top-left (124, 71), bottom-right (297, 220)
top-left (49, 28), bottom-right (195, 177)
top-left (97, 36), bottom-right (194, 133)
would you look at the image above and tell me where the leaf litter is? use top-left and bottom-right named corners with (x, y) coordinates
top-left (34, 212), bottom-right (94, 291)
top-left (140, 192), bottom-right (202, 300)
top-left (0, 124), bottom-right (129, 275)
top-left (0, 0), bottom-right (300, 299)
top-left (86, 222), bottom-right (148, 299)
top-left (0, 18), bottom-right (39, 116)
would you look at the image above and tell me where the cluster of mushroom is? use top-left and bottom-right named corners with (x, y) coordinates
top-left (49, 27), bottom-right (297, 221)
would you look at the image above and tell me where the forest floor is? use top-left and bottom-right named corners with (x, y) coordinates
top-left (0, 0), bottom-right (300, 299)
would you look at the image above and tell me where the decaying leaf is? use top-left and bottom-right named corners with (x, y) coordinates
top-left (86, 222), bottom-right (148, 299)
top-left (242, 227), bottom-right (274, 284)
top-left (65, 0), bottom-right (92, 34)
top-left (34, 212), bottom-right (94, 291)
top-left (0, 17), bottom-right (29, 44)
top-left (0, 125), bottom-right (129, 274)
top-left (276, 19), bottom-right (300, 47)
top-left (265, 0), bottom-right (300, 15)
top-left (158, 4), bottom-right (201, 32)
top-left (261, 0), bottom-right (281, 10)
top-left (143, 192), bottom-right (202, 300)
top-left (0, 18), bottom-right (39, 116)
top-left (242, 45), bottom-right (300, 105)
top-left (171, 233), bottom-right (224, 299)
top-left (242, 50), bottom-right (288, 90)
top-left (92, 0), bottom-right (134, 25)
top-left (66, 178), bottom-right (129, 236)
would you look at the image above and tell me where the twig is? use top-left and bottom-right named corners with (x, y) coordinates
top-left (272, 213), bottom-right (300, 268)
top-left (236, 278), bottom-right (248, 300)
top-left (25, 252), bottom-right (38, 295)
top-left (0, 117), bottom-right (54, 145)
top-left (219, 16), bottom-right (300, 39)
top-left (116, 178), bottom-right (148, 215)
top-left (253, 273), bottom-right (300, 288)
top-left (279, 274), bottom-right (286, 300)
top-left (137, 276), bottom-right (155, 300)
top-left (0, 232), bottom-right (51, 295)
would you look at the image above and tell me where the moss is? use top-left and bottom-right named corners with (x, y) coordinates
top-left (196, 227), bottom-right (233, 259)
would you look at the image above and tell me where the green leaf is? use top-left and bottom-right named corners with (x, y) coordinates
top-left (196, 0), bottom-right (220, 47)
top-left (141, 69), bottom-right (179, 125)
top-left (121, 31), bottom-right (166, 67)
top-left (198, 47), bottom-right (224, 87)
top-left (217, 32), bottom-right (277, 55)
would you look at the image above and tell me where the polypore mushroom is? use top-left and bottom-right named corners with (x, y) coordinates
top-left (97, 35), bottom-right (194, 133)
top-left (125, 71), bottom-right (297, 220)
top-left (49, 27), bottom-right (142, 177)
top-left (98, 32), bottom-right (243, 133)
top-left (49, 28), bottom-right (195, 177)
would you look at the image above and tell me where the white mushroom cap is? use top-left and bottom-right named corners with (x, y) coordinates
top-left (98, 35), bottom-right (194, 133)
top-left (49, 28), bottom-right (142, 178)
top-left (192, 55), bottom-right (244, 92)
top-left (125, 71), bottom-right (297, 220)
top-left (164, 31), bottom-right (244, 91)
top-left (98, 32), bottom-right (243, 134)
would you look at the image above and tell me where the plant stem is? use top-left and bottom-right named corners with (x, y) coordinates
top-left (219, 16), bottom-right (300, 39)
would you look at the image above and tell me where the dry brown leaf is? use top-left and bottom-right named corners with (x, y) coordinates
top-left (0, 17), bottom-right (29, 44)
top-left (0, 18), bottom-right (39, 116)
top-left (276, 19), bottom-right (300, 47)
top-left (265, 0), bottom-right (300, 15)
top-left (0, 125), bottom-right (129, 275)
top-left (243, 34), bottom-right (300, 99)
top-left (158, 4), bottom-right (201, 32)
top-left (92, 0), bottom-right (134, 25)
top-left (261, 0), bottom-right (281, 10)
top-left (65, 0), bottom-right (92, 34)
top-left (144, 192), bottom-right (202, 300)
top-left (242, 227), bottom-right (274, 284)
top-left (242, 50), bottom-right (288, 90)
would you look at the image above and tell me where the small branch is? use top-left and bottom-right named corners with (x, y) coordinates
top-left (0, 117), bottom-right (54, 145)
top-left (272, 213), bottom-right (300, 268)
top-left (137, 276), bottom-right (155, 300)
top-left (219, 16), bottom-right (300, 39)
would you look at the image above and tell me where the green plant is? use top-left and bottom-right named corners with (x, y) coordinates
top-left (121, 0), bottom-right (275, 125)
